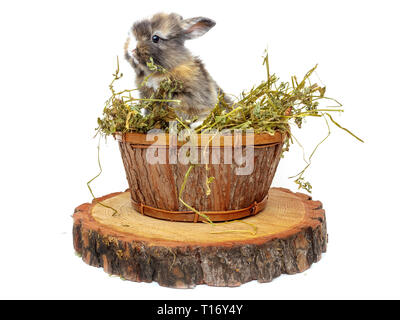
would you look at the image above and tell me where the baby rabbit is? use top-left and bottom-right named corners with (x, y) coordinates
top-left (124, 13), bottom-right (228, 121)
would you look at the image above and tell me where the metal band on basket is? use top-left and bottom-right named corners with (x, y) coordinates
top-left (131, 195), bottom-right (269, 223)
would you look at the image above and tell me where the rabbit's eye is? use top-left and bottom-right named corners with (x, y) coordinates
top-left (152, 35), bottom-right (160, 43)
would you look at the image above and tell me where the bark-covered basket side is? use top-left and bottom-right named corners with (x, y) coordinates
top-left (118, 141), bottom-right (283, 212)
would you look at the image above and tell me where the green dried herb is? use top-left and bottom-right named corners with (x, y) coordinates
top-left (96, 52), bottom-right (364, 193)
top-left (87, 139), bottom-right (118, 216)
top-left (96, 57), bottom-right (184, 136)
top-left (196, 52), bottom-right (364, 191)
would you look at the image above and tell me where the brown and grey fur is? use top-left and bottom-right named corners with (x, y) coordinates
top-left (124, 13), bottom-right (228, 120)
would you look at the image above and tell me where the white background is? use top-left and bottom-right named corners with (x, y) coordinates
top-left (1, 0), bottom-right (399, 299)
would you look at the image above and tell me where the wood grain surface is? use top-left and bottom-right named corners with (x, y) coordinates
top-left (73, 188), bottom-right (327, 288)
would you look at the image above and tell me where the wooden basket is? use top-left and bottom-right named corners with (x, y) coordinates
top-left (115, 132), bottom-right (284, 222)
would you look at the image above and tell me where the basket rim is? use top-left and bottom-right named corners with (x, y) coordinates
top-left (114, 131), bottom-right (284, 147)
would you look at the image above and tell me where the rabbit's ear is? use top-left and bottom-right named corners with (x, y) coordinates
top-left (180, 17), bottom-right (216, 40)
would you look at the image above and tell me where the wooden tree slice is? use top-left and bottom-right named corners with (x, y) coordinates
top-left (73, 188), bottom-right (327, 288)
